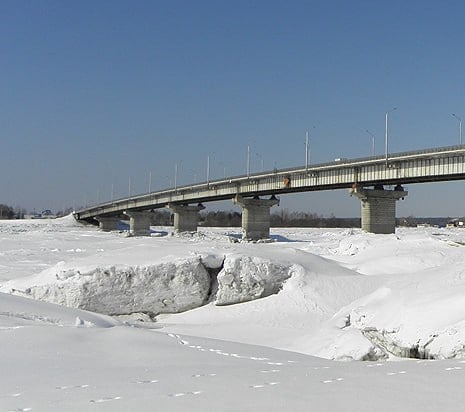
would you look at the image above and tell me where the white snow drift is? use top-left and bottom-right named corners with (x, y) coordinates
top-left (2, 216), bottom-right (465, 363)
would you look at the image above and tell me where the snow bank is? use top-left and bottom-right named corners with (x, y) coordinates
top-left (2, 258), bottom-right (212, 316)
top-left (215, 254), bottom-right (292, 305)
top-left (2, 250), bottom-right (296, 315)
top-left (0, 290), bottom-right (120, 328)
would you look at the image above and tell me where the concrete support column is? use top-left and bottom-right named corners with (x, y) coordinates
top-left (168, 204), bottom-right (205, 233)
top-left (351, 186), bottom-right (407, 234)
top-left (233, 195), bottom-right (279, 240)
top-left (123, 211), bottom-right (152, 236)
top-left (94, 216), bottom-right (121, 232)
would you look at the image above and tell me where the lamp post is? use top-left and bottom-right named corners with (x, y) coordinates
top-left (246, 145), bottom-right (250, 177)
top-left (256, 153), bottom-right (264, 172)
top-left (385, 107), bottom-right (397, 164)
top-left (305, 131), bottom-right (309, 170)
top-left (207, 155), bottom-right (211, 185)
top-left (452, 114), bottom-right (462, 145)
top-left (366, 130), bottom-right (375, 156)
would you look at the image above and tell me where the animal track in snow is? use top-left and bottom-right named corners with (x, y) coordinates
top-left (1, 392), bottom-right (22, 398)
top-left (366, 363), bottom-right (384, 368)
top-left (192, 373), bottom-right (217, 378)
top-left (386, 371), bottom-right (407, 376)
top-left (56, 384), bottom-right (89, 390)
top-left (133, 379), bottom-right (159, 384)
top-left (445, 366), bottom-right (462, 371)
top-left (167, 333), bottom-right (189, 345)
top-left (321, 378), bottom-right (344, 384)
top-left (250, 382), bottom-right (280, 389)
top-left (89, 396), bottom-right (122, 403)
top-left (168, 391), bottom-right (202, 398)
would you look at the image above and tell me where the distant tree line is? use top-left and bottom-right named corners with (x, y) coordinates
top-left (269, 210), bottom-right (360, 228)
top-left (0, 204), bottom-right (15, 219)
top-left (137, 209), bottom-right (362, 228)
top-left (195, 209), bottom-right (361, 228)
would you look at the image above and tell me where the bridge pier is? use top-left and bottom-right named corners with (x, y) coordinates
top-left (233, 195), bottom-right (279, 241)
top-left (169, 204), bottom-right (205, 233)
top-left (94, 216), bottom-right (121, 231)
top-left (123, 211), bottom-right (152, 236)
top-left (351, 185), bottom-right (407, 234)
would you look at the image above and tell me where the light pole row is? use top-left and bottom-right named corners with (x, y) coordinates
top-left (115, 112), bottom-right (464, 201)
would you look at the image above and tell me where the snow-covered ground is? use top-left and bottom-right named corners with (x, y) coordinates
top-left (2, 216), bottom-right (465, 410)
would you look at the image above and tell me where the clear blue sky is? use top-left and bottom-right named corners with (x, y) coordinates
top-left (1, 0), bottom-right (465, 217)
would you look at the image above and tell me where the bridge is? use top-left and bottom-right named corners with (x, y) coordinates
top-left (74, 145), bottom-right (465, 239)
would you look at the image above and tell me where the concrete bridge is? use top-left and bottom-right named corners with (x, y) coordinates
top-left (74, 145), bottom-right (465, 239)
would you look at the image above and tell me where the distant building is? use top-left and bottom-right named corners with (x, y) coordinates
top-left (30, 210), bottom-right (57, 219)
top-left (447, 218), bottom-right (465, 228)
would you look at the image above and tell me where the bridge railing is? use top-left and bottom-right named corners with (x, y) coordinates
top-left (79, 144), bottom-right (465, 212)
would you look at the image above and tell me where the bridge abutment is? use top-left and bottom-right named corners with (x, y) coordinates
top-left (94, 216), bottom-right (121, 231)
top-left (123, 211), bottom-right (152, 236)
top-left (169, 204), bottom-right (205, 233)
top-left (351, 186), bottom-right (407, 234)
top-left (233, 195), bottom-right (279, 240)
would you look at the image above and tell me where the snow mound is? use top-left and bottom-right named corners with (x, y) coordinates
top-left (215, 254), bottom-right (292, 305)
top-left (2, 258), bottom-right (212, 316)
top-left (0, 291), bottom-right (119, 328)
top-left (2, 251), bottom-right (298, 315)
top-left (313, 262), bottom-right (465, 360)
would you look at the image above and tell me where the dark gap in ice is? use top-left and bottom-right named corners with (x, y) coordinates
top-left (362, 328), bottom-right (436, 360)
top-left (204, 261), bottom-right (224, 304)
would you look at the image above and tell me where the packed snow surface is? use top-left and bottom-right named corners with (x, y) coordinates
top-left (2, 216), bottom-right (465, 410)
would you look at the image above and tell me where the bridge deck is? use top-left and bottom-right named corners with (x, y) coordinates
top-left (75, 145), bottom-right (465, 220)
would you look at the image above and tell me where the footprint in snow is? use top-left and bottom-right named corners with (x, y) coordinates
top-left (267, 362), bottom-right (283, 366)
top-left (1, 392), bottom-right (22, 398)
top-left (89, 396), bottom-right (122, 403)
top-left (168, 391), bottom-right (202, 398)
top-left (445, 366), bottom-right (462, 371)
top-left (321, 378), bottom-right (344, 384)
top-left (386, 371), bottom-right (407, 376)
top-left (260, 369), bottom-right (280, 374)
top-left (192, 373), bottom-right (217, 378)
top-left (133, 379), bottom-right (159, 384)
top-left (56, 384), bottom-right (89, 390)
top-left (250, 382), bottom-right (280, 389)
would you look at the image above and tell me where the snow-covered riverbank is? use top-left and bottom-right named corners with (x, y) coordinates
top-left (2, 216), bottom-right (465, 410)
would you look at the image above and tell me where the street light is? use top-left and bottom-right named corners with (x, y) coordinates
top-left (174, 163), bottom-right (178, 189)
top-left (305, 131), bottom-right (309, 170)
top-left (385, 107), bottom-right (397, 164)
top-left (256, 153), bottom-right (264, 172)
top-left (207, 155), bottom-right (211, 184)
top-left (452, 114), bottom-right (462, 145)
top-left (366, 130), bottom-right (375, 156)
top-left (246, 145), bottom-right (250, 177)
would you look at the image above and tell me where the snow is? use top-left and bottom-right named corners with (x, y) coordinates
top-left (2, 216), bottom-right (465, 410)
